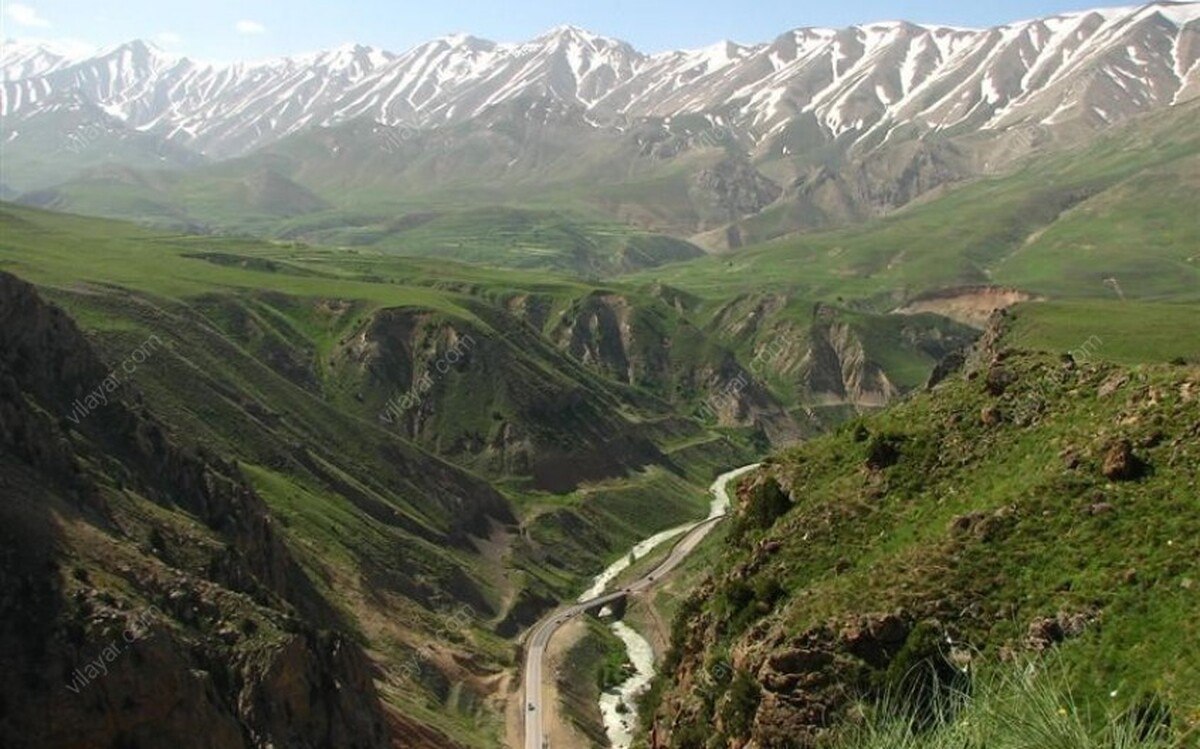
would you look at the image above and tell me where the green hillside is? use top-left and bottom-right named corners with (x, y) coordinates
top-left (643, 317), bottom-right (1200, 748)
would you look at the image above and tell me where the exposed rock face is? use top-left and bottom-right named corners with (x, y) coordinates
top-left (1021, 608), bottom-right (1099, 653)
top-left (543, 291), bottom-right (803, 444)
top-left (504, 293), bottom-right (554, 333)
top-left (984, 363), bottom-right (1017, 397)
top-left (689, 159), bottom-right (783, 226)
top-left (0, 272), bottom-right (392, 748)
top-left (661, 596), bottom-right (932, 749)
top-left (782, 139), bottom-right (970, 230)
top-left (800, 321), bottom-right (899, 408)
top-left (926, 349), bottom-right (967, 390)
top-left (336, 302), bottom-right (670, 491)
top-left (705, 294), bottom-right (974, 418)
top-left (555, 293), bottom-right (640, 384)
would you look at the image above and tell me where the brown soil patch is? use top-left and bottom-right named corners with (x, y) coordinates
top-left (895, 286), bottom-right (1042, 328)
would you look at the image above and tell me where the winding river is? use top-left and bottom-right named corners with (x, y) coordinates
top-left (584, 465), bottom-right (760, 749)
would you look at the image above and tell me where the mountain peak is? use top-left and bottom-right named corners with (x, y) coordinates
top-left (0, 37), bottom-right (92, 79)
top-left (532, 24), bottom-right (629, 49)
top-left (298, 43), bottom-right (394, 78)
top-left (685, 39), bottom-right (756, 69)
top-left (430, 32), bottom-right (495, 51)
top-left (543, 24), bottom-right (596, 37)
top-left (1144, 0), bottom-right (1200, 25)
top-left (88, 39), bottom-right (178, 69)
top-left (330, 42), bottom-right (375, 55)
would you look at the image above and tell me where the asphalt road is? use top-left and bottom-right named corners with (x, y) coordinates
top-left (520, 464), bottom-right (760, 749)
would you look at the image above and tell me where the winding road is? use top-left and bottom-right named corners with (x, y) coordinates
top-left (520, 464), bottom-right (760, 749)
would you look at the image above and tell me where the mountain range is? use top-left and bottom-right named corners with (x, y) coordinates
top-left (2, 2), bottom-right (1199, 252)
top-left (4, 3), bottom-right (1199, 159)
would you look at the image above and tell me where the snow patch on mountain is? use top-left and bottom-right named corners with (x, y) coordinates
top-left (1, 3), bottom-right (1197, 158)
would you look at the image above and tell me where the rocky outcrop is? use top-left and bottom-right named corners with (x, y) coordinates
top-left (799, 321), bottom-right (899, 408)
top-left (1101, 439), bottom-right (1145, 481)
top-left (707, 295), bottom-right (974, 414)
top-left (688, 159), bottom-right (783, 225)
top-left (0, 272), bottom-right (392, 748)
top-left (555, 293), bottom-right (640, 384)
top-left (658, 590), bottom-right (951, 749)
top-left (542, 291), bottom-right (803, 444)
top-left (764, 138), bottom-right (970, 233)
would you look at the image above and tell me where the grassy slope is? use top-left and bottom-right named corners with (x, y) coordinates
top-left (625, 102), bottom-right (1200, 306)
top-left (16, 112), bottom-right (732, 277)
top-left (835, 658), bottom-right (1185, 749)
top-left (646, 333), bottom-right (1200, 746)
top-left (274, 205), bottom-right (705, 277)
top-left (31, 173), bottom-right (707, 277)
top-left (776, 357), bottom-right (1199, 704)
top-left (1005, 301), bottom-right (1200, 366)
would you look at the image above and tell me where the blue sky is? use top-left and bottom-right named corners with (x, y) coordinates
top-left (2, 0), bottom-right (1144, 60)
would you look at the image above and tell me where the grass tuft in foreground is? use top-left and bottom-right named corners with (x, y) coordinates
top-left (838, 658), bottom-right (1182, 749)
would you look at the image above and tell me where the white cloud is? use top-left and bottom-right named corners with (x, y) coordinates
top-left (5, 3), bottom-right (51, 28)
top-left (234, 20), bottom-right (266, 35)
top-left (154, 31), bottom-right (183, 47)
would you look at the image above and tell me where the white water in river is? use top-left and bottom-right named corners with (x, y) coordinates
top-left (585, 464), bottom-right (762, 747)
top-left (576, 525), bottom-right (688, 602)
top-left (597, 622), bottom-right (655, 749)
top-left (577, 464), bottom-right (759, 603)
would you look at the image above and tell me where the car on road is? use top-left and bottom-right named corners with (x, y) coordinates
top-left (528, 703), bottom-right (536, 711)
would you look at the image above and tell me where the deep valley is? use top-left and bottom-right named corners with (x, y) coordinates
top-left (1, 3), bottom-right (1199, 748)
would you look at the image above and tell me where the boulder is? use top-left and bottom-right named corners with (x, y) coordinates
top-left (984, 366), bottom-right (1015, 396)
top-left (1102, 439), bottom-right (1144, 481)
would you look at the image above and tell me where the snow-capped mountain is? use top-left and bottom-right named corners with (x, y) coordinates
top-left (606, 2), bottom-right (1200, 139)
top-left (0, 39), bottom-right (88, 81)
top-left (1, 3), bottom-right (1198, 161)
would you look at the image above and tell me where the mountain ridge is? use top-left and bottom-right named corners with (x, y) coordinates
top-left (3, 2), bottom-right (1197, 165)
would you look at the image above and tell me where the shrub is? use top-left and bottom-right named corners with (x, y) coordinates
top-left (865, 432), bottom-right (905, 470)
